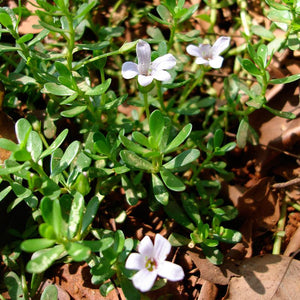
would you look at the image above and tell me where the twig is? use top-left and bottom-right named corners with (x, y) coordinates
top-left (272, 177), bottom-right (300, 189)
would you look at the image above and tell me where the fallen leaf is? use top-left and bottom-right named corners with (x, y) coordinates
top-left (187, 248), bottom-right (240, 285)
top-left (226, 254), bottom-right (300, 300)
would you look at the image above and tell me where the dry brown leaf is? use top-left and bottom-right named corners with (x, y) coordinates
top-left (231, 177), bottom-right (280, 233)
top-left (187, 248), bottom-right (240, 285)
top-left (226, 254), bottom-right (300, 300)
top-left (198, 280), bottom-right (218, 300)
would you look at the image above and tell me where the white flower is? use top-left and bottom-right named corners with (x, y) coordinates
top-left (186, 36), bottom-right (231, 69)
top-left (122, 40), bottom-right (176, 87)
top-left (125, 234), bottom-right (184, 292)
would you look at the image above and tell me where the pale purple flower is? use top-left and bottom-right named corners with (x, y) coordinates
top-left (125, 234), bottom-right (184, 292)
top-left (122, 40), bottom-right (176, 87)
top-left (186, 36), bottom-right (231, 69)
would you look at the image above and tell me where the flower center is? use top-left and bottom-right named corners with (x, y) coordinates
top-left (202, 51), bottom-right (213, 60)
top-left (145, 257), bottom-right (157, 272)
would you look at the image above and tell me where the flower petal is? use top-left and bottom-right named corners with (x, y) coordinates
top-left (153, 234), bottom-right (171, 262)
top-left (125, 253), bottom-right (145, 270)
top-left (152, 70), bottom-right (171, 82)
top-left (212, 36), bottom-right (231, 56)
top-left (138, 75), bottom-right (154, 87)
top-left (209, 56), bottom-right (224, 69)
top-left (138, 235), bottom-right (154, 257)
top-left (131, 269), bottom-right (158, 292)
top-left (186, 44), bottom-right (202, 57)
top-left (152, 54), bottom-right (176, 71)
top-left (136, 40), bottom-right (151, 75)
top-left (157, 261), bottom-right (184, 281)
top-left (122, 62), bottom-right (139, 79)
top-left (195, 57), bottom-right (209, 65)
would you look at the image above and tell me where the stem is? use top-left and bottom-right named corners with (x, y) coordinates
top-left (272, 195), bottom-right (288, 255)
top-left (168, 20), bottom-right (177, 51)
top-left (143, 92), bottom-right (150, 122)
top-left (178, 67), bottom-right (206, 108)
top-left (156, 81), bottom-right (166, 112)
top-left (237, 0), bottom-right (250, 37)
top-left (20, 260), bottom-right (29, 300)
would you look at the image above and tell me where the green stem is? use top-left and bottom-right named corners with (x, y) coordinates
top-left (272, 195), bottom-right (288, 255)
top-left (20, 260), bottom-right (29, 300)
top-left (143, 92), bottom-right (150, 122)
top-left (168, 20), bottom-right (177, 51)
top-left (156, 81), bottom-right (166, 112)
top-left (178, 67), bottom-right (206, 108)
top-left (238, 0), bottom-right (250, 37)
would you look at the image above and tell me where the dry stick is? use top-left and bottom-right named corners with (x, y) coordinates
top-left (272, 177), bottom-right (300, 189)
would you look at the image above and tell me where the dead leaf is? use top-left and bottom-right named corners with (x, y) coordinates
top-left (231, 177), bottom-right (280, 233)
top-left (198, 280), bottom-right (218, 300)
top-left (187, 248), bottom-right (240, 285)
top-left (226, 254), bottom-right (300, 300)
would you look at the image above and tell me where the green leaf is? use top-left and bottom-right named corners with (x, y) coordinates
top-left (60, 105), bottom-right (87, 117)
top-left (100, 282), bottom-right (115, 297)
top-left (27, 131), bottom-right (43, 162)
top-left (16, 118), bottom-right (32, 146)
top-left (132, 131), bottom-right (151, 148)
top-left (164, 200), bottom-right (195, 231)
top-left (163, 149), bottom-right (200, 170)
top-left (42, 82), bottom-right (75, 96)
top-left (4, 272), bottom-right (24, 300)
top-left (236, 119), bottom-right (249, 148)
top-left (16, 33), bottom-right (34, 44)
top-left (270, 73), bottom-right (300, 84)
top-left (157, 5), bottom-right (171, 21)
top-left (0, 186), bottom-right (12, 203)
top-left (21, 238), bottom-right (56, 252)
top-left (251, 25), bottom-right (275, 40)
top-left (212, 205), bottom-right (239, 221)
top-left (160, 168), bottom-right (185, 192)
top-left (81, 194), bottom-right (104, 234)
top-left (51, 140), bottom-right (80, 177)
top-left (93, 132), bottom-right (110, 155)
top-left (66, 242), bottom-right (91, 262)
top-left (0, 162), bottom-right (29, 176)
top-left (263, 104), bottom-right (296, 119)
top-left (164, 123), bottom-right (192, 153)
top-left (121, 175), bottom-right (140, 206)
top-left (148, 13), bottom-right (171, 25)
top-left (85, 78), bottom-right (111, 96)
top-left (120, 150), bottom-right (154, 172)
top-left (81, 237), bottom-right (114, 252)
top-left (240, 58), bottom-right (261, 76)
top-left (168, 232), bottom-right (191, 246)
top-left (0, 11), bottom-right (13, 28)
top-left (68, 192), bottom-right (85, 239)
top-left (201, 244), bottom-right (223, 265)
top-left (119, 134), bottom-right (150, 156)
top-left (257, 44), bottom-right (268, 68)
top-left (181, 193), bottom-right (200, 224)
top-left (0, 138), bottom-right (19, 152)
top-left (26, 245), bottom-right (65, 273)
top-left (41, 285), bottom-right (58, 300)
top-left (152, 173), bottom-right (169, 205)
top-left (213, 227), bottom-right (242, 243)
top-left (12, 182), bottom-right (31, 199)
top-left (39, 223), bottom-right (57, 240)
top-left (40, 197), bottom-right (63, 238)
top-left (40, 129), bottom-right (68, 159)
top-left (149, 110), bottom-right (165, 149)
